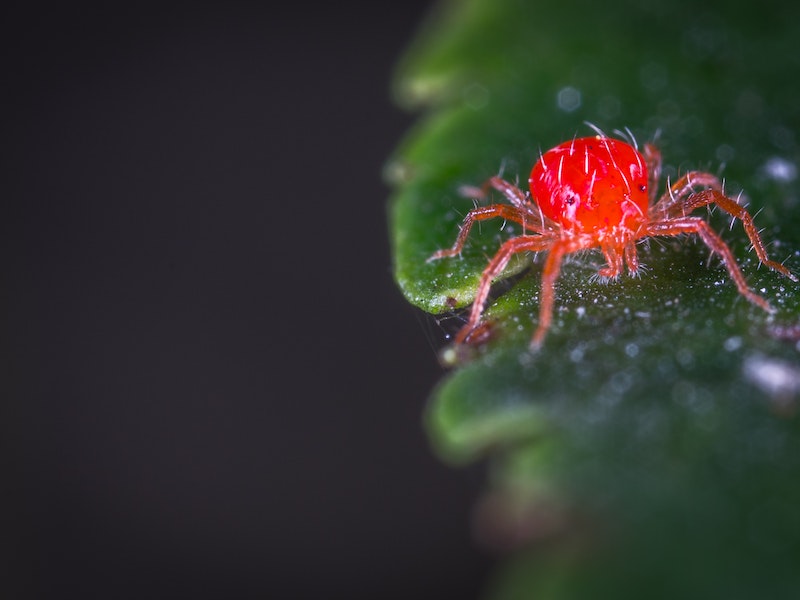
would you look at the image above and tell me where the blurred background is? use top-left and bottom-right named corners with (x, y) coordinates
top-left (0, 2), bottom-right (496, 598)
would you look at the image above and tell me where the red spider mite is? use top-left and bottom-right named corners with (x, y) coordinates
top-left (428, 129), bottom-right (797, 350)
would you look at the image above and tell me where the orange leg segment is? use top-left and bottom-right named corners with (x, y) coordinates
top-left (651, 171), bottom-right (722, 218)
top-left (676, 189), bottom-right (797, 281)
top-left (530, 242), bottom-right (568, 349)
top-left (646, 217), bottom-right (777, 312)
top-left (454, 235), bottom-right (556, 346)
top-left (643, 143), bottom-right (662, 205)
top-left (428, 204), bottom-right (545, 261)
top-left (599, 246), bottom-right (624, 278)
top-left (459, 175), bottom-right (530, 210)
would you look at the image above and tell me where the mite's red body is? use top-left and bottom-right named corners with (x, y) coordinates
top-left (429, 134), bottom-right (796, 349)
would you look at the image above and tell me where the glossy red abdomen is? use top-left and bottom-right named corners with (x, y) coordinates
top-left (529, 137), bottom-right (649, 237)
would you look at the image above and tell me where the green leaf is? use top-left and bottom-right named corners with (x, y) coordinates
top-left (388, 0), bottom-right (800, 597)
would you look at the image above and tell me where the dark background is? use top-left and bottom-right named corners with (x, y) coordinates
top-left (1, 3), bottom-right (494, 599)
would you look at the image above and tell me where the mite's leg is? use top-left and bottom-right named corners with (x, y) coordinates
top-left (643, 143), bottom-right (662, 205)
top-left (453, 235), bottom-right (556, 344)
top-left (598, 246), bottom-right (624, 278)
top-left (428, 204), bottom-right (542, 261)
top-left (624, 243), bottom-right (640, 275)
top-left (460, 175), bottom-right (530, 210)
top-left (647, 217), bottom-right (775, 312)
top-left (673, 189), bottom-right (796, 281)
top-left (530, 242), bottom-right (569, 349)
top-left (650, 171), bottom-right (722, 218)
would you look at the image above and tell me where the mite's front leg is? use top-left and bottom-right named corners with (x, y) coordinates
top-left (647, 217), bottom-right (775, 312)
top-left (459, 175), bottom-right (530, 210)
top-left (453, 235), bottom-right (555, 345)
top-left (676, 189), bottom-right (797, 281)
top-left (650, 171), bottom-right (722, 218)
top-left (428, 204), bottom-right (540, 261)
